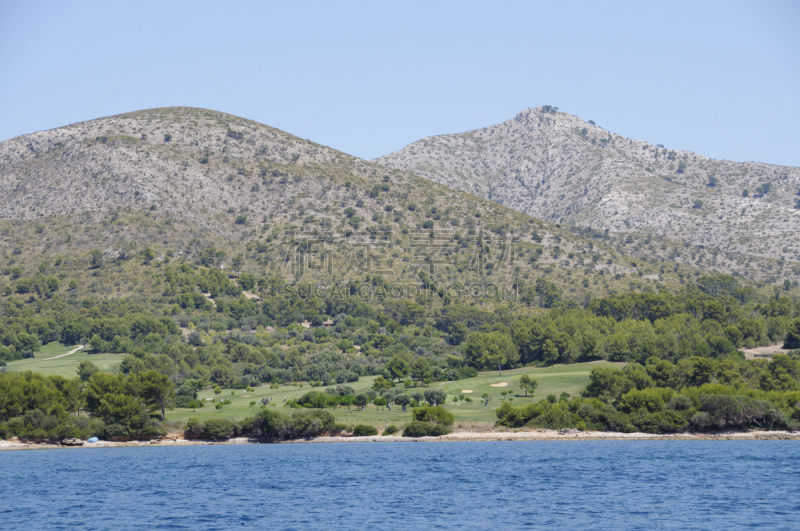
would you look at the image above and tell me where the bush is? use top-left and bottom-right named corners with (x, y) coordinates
top-left (185, 417), bottom-right (204, 438)
top-left (105, 423), bottom-right (130, 437)
top-left (784, 319), bottom-right (800, 350)
top-left (204, 418), bottom-right (235, 439)
top-left (693, 394), bottom-right (793, 431)
top-left (335, 370), bottom-right (359, 383)
top-left (412, 405), bottom-right (454, 426)
top-left (288, 409), bottom-right (335, 437)
top-left (297, 390), bottom-right (336, 408)
top-left (457, 366), bottom-right (478, 379)
top-left (633, 410), bottom-right (687, 433)
top-left (383, 424), bottom-right (399, 435)
top-left (251, 409), bottom-right (286, 438)
top-left (173, 395), bottom-right (195, 408)
top-left (352, 424), bottom-right (378, 436)
top-left (402, 420), bottom-right (452, 437)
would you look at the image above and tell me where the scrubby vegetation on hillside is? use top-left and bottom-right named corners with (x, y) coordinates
top-left (376, 106), bottom-right (800, 282)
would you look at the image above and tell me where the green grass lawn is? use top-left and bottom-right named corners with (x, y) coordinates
top-left (167, 360), bottom-right (624, 429)
top-left (35, 341), bottom-right (80, 359)
top-left (5, 342), bottom-right (123, 378)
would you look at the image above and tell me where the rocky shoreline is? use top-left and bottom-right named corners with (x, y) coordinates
top-left (2, 429), bottom-right (800, 451)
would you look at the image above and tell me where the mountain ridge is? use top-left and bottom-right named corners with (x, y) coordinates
top-left (374, 107), bottom-right (800, 279)
top-left (1, 106), bottom-right (706, 304)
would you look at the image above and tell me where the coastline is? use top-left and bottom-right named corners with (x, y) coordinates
top-left (3, 429), bottom-right (800, 451)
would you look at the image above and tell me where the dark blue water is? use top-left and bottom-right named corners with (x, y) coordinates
top-left (2, 441), bottom-right (799, 530)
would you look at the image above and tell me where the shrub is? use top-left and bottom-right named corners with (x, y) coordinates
top-left (383, 425), bottom-right (399, 435)
top-left (402, 420), bottom-right (452, 437)
top-left (288, 409), bottom-right (335, 437)
top-left (185, 418), bottom-right (204, 438)
top-left (297, 390), bottom-right (337, 409)
top-left (412, 405), bottom-right (454, 426)
top-left (352, 424), bottom-right (378, 436)
top-left (105, 423), bottom-right (129, 437)
top-left (692, 394), bottom-right (793, 431)
top-left (784, 319), bottom-right (800, 350)
top-left (173, 395), bottom-right (195, 408)
top-left (336, 370), bottom-right (359, 383)
top-left (204, 418), bottom-right (235, 439)
top-left (251, 409), bottom-right (286, 438)
top-left (187, 331), bottom-right (203, 346)
top-left (633, 410), bottom-right (687, 433)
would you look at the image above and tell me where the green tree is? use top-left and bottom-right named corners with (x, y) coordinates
top-left (372, 376), bottom-right (393, 391)
top-left (77, 360), bottom-right (100, 382)
top-left (130, 370), bottom-right (175, 421)
top-left (89, 249), bottom-right (103, 269)
top-left (16, 332), bottom-right (41, 358)
top-left (424, 389), bottom-right (447, 407)
top-left (518, 374), bottom-right (538, 397)
top-left (355, 393), bottom-right (369, 411)
top-left (785, 318), bottom-right (800, 350)
top-left (535, 278), bottom-right (561, 308)
top-left (463, 331), bottom-right (520, 370)
top-left (394, 393), bottom-right (411, 412)
top-left (232, 255), bottom-right (244, 274)
top-left (386, 356), bottom-right (411, 382)
top-left (141, 248), bottom-right (155, 265)
top-left (411, 358), bottom-right (433, 386)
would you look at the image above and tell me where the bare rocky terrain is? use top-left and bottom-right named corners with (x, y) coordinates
top-left (375, 107), bottom-right (800, 282)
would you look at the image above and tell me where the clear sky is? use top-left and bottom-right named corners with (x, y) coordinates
top-left (1, 1), bottom-right (798, 166)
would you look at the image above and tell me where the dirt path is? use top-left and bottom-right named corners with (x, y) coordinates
top-left (7, 345), bottom-right (84, 365)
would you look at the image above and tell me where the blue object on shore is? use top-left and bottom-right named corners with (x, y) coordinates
top-left (87, 437), bottom-right (99, 443)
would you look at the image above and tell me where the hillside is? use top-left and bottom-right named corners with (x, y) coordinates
top-left (0, 107), bottom-right (705, 303)
top-left (2, 108), bottom-right (800, 445)
top-left (374, 107), bottom-right (800, 283)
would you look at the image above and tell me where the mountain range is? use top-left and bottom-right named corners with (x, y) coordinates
top-left (0, 106), bottom-right (796, 307)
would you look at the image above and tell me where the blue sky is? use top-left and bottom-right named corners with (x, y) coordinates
top-left (1, 1), bottom-right (798, 166)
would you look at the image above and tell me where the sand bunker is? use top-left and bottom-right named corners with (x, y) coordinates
top-left (490, 382), bottom-right (509, 387)
top-left (460, 390), bottom-right (473, 394)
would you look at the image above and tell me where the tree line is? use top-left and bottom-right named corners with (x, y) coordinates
top-left (496, 354), bottom-right (800, 433)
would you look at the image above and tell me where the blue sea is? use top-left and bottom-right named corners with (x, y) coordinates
top-left (2, 440), bottom-right (799, 530)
